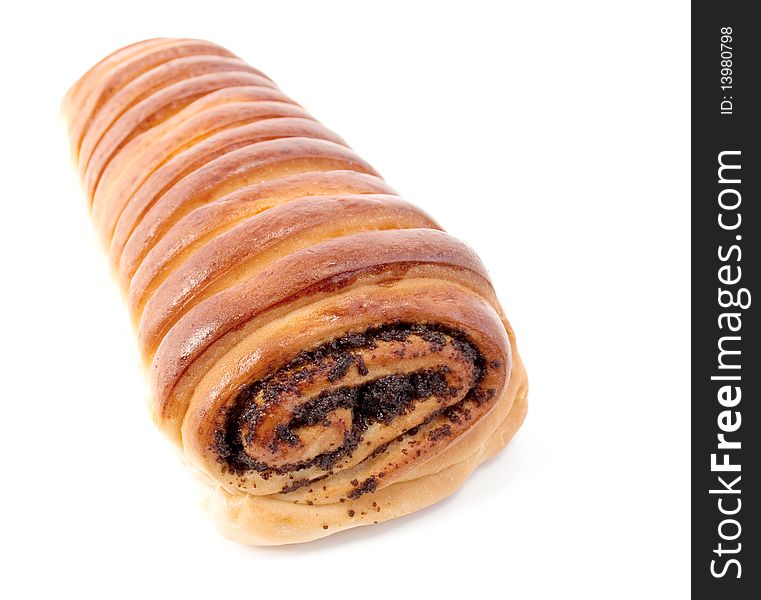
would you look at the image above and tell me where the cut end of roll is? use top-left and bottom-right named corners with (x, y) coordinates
top-left (205, 348), bottom-right (528, 546)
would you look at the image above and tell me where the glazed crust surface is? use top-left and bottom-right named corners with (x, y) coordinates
top-left (64, 38), bottom-right (527, 545)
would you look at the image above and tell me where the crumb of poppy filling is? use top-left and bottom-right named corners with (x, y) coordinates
top-left (348, 477), bottom-right (378, 499)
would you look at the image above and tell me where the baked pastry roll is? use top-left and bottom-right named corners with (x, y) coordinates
top-left (63, 37), bottom-right (528, 545)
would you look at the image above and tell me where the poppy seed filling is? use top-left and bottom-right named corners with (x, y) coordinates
top-left (213, 323), bottom-right (488, 477)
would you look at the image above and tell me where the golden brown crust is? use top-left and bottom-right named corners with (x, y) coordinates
top-left (93, 88), bottom-right (301, 238)
top-left (65, 40), bottom-right (243, 159)
top-left (99, 108), bottom-right (331, 246)
top-left (64, 38), bottom-right (527, 545)
top-left (135, 195), bottom-right (439, 355)
top-left (78, 55), bottom-right (273, 178)
top-left (64, 38), bottom-right (178, 154)
top-left (117, 137), bottom-right (380, 287)
top-left (128, 171), bottom-right (397, 319)
top-left (83, 71), bottom-right (284, 201)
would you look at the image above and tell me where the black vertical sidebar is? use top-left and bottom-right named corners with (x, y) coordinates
top-left (693, 2), bottom-right (759, 597)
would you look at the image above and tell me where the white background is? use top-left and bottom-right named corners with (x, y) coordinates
top-left (0, 1), bottom-right (690, 598)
